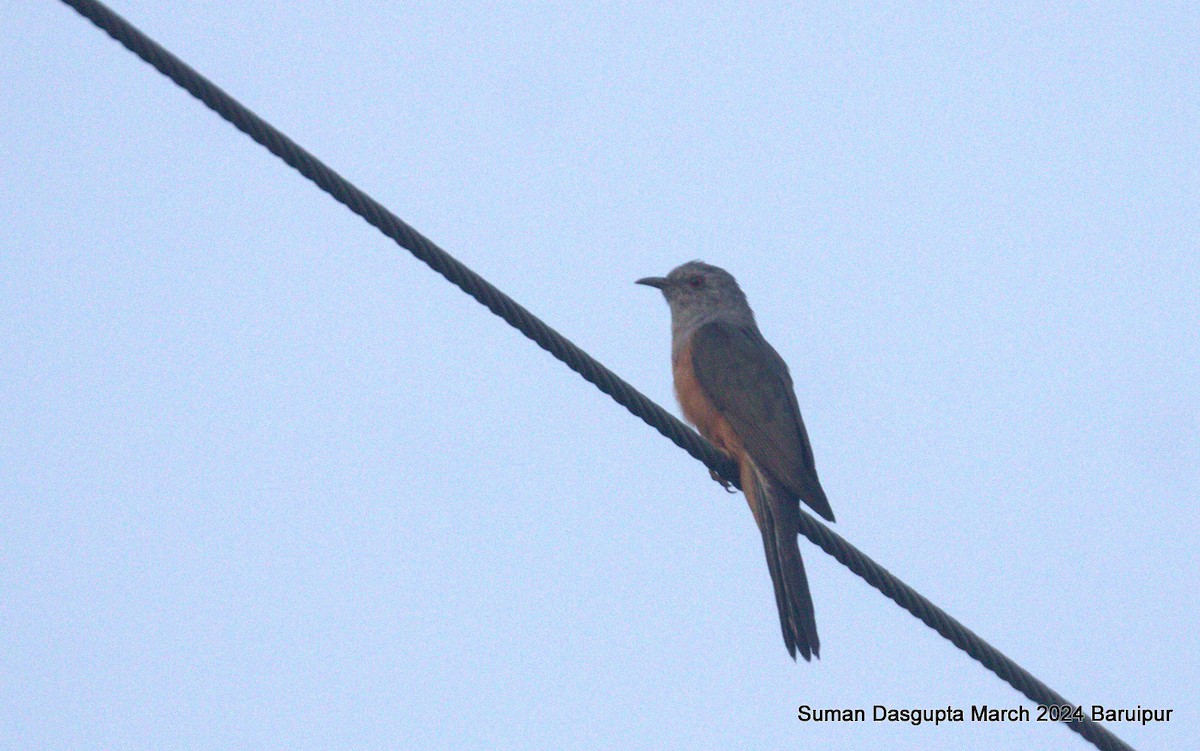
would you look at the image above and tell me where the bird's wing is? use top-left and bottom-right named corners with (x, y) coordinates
top-left (689, 321), bottom-right (834, 521)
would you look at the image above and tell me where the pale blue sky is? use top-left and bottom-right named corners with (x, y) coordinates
top-left (3, 2), bottom-right (1197, 749)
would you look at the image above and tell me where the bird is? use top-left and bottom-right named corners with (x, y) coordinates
top-left (638, 260), bottom-right (835, 660)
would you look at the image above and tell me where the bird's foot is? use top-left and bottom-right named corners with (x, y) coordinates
top-left (709, 469), bottom-right (738, 493)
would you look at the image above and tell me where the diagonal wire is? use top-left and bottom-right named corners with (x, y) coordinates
top-left (55, 2), bottom-right (1134, 750)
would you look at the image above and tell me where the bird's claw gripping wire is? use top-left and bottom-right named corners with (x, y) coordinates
top-left (709, 468), bottom-right (738, 493)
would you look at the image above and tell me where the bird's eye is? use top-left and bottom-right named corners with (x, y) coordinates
top-left (687, 275), bottom-right (705, 289)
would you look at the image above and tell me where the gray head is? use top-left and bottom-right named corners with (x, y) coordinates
top-left (636, 260), bottom-right (757, 332)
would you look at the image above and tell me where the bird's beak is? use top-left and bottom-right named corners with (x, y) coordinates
top-left (636, 276), bottom-right (668, 289)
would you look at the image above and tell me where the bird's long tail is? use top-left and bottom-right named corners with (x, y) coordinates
top-left (741, 460), bottom-right (819, 661)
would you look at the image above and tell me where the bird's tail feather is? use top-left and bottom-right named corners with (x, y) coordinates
top-left (741, 461), bottom-right (820, 661)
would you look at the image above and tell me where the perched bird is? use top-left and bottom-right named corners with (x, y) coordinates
top-left (638, 261), bottom-right (835, 660)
